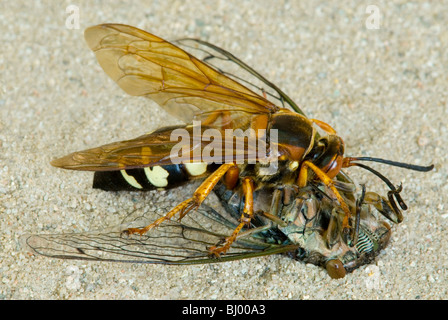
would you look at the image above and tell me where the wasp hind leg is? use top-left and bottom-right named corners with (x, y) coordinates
top-left (123, 163), bottom-right (237, 236)
top-left (209, 177), bottom-right (255, 257)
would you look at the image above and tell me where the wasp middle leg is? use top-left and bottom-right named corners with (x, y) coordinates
top-left (209, 176), bottom-right (255, 257)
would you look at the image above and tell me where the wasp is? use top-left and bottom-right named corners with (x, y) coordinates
top-left (26, 24), bottom-right (433, 276)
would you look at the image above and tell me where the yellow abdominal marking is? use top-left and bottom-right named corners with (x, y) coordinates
top-left (184, 162), bottom-right (207, 176)
top-left (120, 170), bottom-right (143, 189)
top-left (144, 166), bottom-right (169, 187)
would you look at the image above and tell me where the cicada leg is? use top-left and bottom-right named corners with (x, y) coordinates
top-left (364, 190), bottom-right (404, 224)
top-left (209, 176), bottom-right (255, 257)
top-left (324, 210), bottom-right (341, 248)
top-left (347, 184), bottom-right (367, 247)
top-left (237, 186), bottom-right (303, 237)
top-left (253, 188), bottom-right (288, 227)
top-left (229, 188), bottom-right (288, 240)
top-left (124, 163), bottom-right (237, 236)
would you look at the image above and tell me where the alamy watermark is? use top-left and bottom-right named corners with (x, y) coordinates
top-left (364, 265), bottom-right (381, 289)
top-left (65, 5), bottom-right (80, 30)
top-left (365, 5), bottom-right (381, 30)
top-left (169, 121), bottom-right (279, 175)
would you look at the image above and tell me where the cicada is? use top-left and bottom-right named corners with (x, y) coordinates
top-left (26, 172), bottom-right (392, 279)
top-left (25, 24), bottom-right (433, 277)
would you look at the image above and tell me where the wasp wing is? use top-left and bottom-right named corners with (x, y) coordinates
top-left (85, 24), bottom-right (278, 123)
top-left (174, 38), bottom-right (306, 116)
top-left (51, 123), bottom-right (264, 171)
top-left (23, 205), bottom-right (298, 264)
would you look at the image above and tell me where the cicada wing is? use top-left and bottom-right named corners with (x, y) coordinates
top-left (23, 205), bottom-right (298, 264)
top-left (174, 38), bottom-right (306, 117)
top-left (84, 24), bottom-right (278, 124)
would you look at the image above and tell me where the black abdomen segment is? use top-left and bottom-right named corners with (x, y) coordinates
top-left (93, 163), bottom-right (213, 191)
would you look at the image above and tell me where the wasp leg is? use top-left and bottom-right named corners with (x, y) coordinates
top-left (310, 118), bottom-right (337, 134)
top-left (223, 166), bottom-right (240, 190)
top-left (364, 191), bottom-right (403, 224)
top-left (124, 163), bottom-right (237, 236)
top-left (297, 160), bottom-right (353, 239)
top-left (209, 177), bottom-right (255, 257)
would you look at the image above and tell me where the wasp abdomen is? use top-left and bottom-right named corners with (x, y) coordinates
top-left (93, 163), bottom-right (210, 191)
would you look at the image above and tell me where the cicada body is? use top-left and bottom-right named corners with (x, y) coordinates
top-left (25, 172), bottom-right (392, 279)
top-left (212, 172), bottom-right (393, 278)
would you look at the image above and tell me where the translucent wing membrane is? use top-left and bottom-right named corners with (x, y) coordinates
top-left (24, 179), bottom-right (393, 273)
top-left (85, 24), bottom-right (277, 123)
top-left (52, 24), bottom-right (304, 171)
top-left (24, 204), bottom-right (297, 264)
top-left (51, 123), bottom-right (265, 171)
top-left (174, 38), bottom-right (306, 116)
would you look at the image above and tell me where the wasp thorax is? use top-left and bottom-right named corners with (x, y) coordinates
top-left (269, 113), bottom-right (314, 161)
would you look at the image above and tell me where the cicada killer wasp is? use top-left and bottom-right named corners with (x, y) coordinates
top-left (26, 24), bottom-right (433, 277)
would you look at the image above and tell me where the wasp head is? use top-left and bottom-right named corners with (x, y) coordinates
top-left (308, 135), bottom-right (345, 179)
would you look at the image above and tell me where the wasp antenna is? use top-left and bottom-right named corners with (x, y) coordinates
top-left (345, 162), bottom-right (396, 190)
top-left (346, 157), bottom-right (434, 172)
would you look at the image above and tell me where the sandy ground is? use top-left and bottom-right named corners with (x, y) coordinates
top-left (0, 0), bottom-right (446, 300)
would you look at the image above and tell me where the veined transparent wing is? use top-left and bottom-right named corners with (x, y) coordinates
top-left (174, 37), bottom-right (306, 116)
top-left (50, 123), bottom-right (264, 171)
top-left (23, 204), bottom-right (298, 264)
top-left (85, 24), bottom-right (278, 124)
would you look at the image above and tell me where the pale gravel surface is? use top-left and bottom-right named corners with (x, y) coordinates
top-left (0, 0), bottom-right (446, 299)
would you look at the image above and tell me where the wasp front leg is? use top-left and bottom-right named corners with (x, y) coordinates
top-left (209, 177), bottom-right (255, 257)
top-left (124, 163), bottom-right (237, 236)
top-left (297, 160), bottom-right (353, 237)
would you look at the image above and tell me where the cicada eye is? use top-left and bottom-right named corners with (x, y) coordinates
top-left (326, 259), bottom-right (346, 279)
